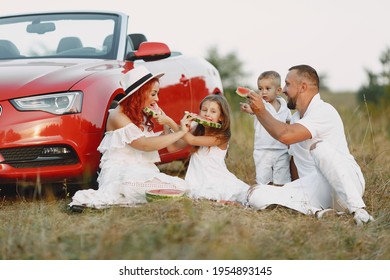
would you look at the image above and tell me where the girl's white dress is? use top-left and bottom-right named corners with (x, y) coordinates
top-left (69, 123), bottom-right (187, 209)
top-left (185, 146), bottom-right (250, 204)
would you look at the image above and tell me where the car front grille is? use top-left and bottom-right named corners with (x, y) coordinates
top-left (0, 145), bottom-right (79, 168)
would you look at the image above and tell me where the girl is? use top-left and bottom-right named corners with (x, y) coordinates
top-left (158, 95), bottom-right (250, 205)
top-left (69, 66), bottom-right (190, 210)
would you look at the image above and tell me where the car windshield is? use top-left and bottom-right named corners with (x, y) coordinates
top-left (0, 12), bottom-right (119, 60)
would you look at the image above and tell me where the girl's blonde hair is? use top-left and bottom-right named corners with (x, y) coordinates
top-left (191, 94), bottom-right (231, 153)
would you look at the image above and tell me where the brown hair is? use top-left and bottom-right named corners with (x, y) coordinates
top-left (288, 65), bottom-right (319, 90)
top-left (120, 78), bottom-right (159, 131)
top-left (191, 94), bottom-right (231, 153)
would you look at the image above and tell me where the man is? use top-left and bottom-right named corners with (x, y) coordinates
top-left (245, 64), bottom-right (374, 225)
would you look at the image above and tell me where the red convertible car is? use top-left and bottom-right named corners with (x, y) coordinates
top-left (0, 11), bottom-right (223, 187)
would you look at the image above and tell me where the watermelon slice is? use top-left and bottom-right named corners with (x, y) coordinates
top-left (145, 188), bottom-right (185, 202)
top-left (143, 104), bottom-right (161, 117)
top-left (184, 111), bottom-right (222, 129)
top-left (235, 86), bottom-right (251, 98)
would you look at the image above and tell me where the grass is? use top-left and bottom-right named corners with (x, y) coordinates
top-left (0, 90), bottom-right (389, 260)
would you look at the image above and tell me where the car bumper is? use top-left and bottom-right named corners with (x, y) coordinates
top-left (0, 102), bottom-right (102, 184)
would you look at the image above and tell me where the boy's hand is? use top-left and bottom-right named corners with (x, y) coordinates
top-left (240, 102), bottom-right (254, 114)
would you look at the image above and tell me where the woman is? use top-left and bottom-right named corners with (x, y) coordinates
top-left (69, 65), bottom-right (190, 210)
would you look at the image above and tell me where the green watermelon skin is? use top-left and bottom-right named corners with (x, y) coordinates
top-left (143, 107), bottom-right (160, 117)
top-left (184, 111), bottom-right (222, 129)
top-left (145, 189), bottom-right (185, 202)
top-left (193, 118), bottom-right (222, 128)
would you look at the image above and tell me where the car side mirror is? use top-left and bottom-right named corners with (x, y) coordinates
top-left (126, 42), bottom-right (171, 62)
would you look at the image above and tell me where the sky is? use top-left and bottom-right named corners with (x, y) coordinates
top-left (2, 0), bottom-right (390, 92)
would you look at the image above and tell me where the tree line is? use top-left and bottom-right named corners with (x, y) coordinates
top-left (357, 47), bottom-right (390, 112)
top-left (205, 45), bottom-right (390, 112)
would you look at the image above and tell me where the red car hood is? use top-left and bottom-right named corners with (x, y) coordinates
top-left (0, 58), bottom-right (121, 101)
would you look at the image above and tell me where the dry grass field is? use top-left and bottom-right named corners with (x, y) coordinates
top-left (0, 90), bottom-right (389, 260)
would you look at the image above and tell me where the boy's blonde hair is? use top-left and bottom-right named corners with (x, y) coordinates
top-left (257, 71), bottom-right (281, 87)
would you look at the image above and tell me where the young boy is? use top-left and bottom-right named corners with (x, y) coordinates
top-left (240, 71), bottom-right (292, 185)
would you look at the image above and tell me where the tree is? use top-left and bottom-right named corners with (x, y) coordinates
top-left (318, 73), bottom-right (329, 91)
top-left (357, 46), bottom-right (390, 107)
top-left (205, 46), bottom-right (248, 91)
top-left (379, 46), bottom-right (390, 85)
top-left (357, 69), bottom-right (386, 104)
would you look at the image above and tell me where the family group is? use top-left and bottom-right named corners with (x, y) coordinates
top-left (69, 64), bottom-right (374, 226)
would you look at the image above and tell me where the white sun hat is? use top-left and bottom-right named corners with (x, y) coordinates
top-left (119, 65), bottom-right (164, 104)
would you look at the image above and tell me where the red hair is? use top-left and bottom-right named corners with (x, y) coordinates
top-left (120, 78), bottom-right (159, 131)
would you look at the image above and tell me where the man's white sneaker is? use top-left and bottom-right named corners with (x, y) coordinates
top-left (353, 209), bottom-right (374, 226)
top-left (316, 208), bottom-right (337, 219)
top-left (316, 209), bottom-right (346, 219)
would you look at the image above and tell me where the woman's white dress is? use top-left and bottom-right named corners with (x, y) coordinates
top-left (185, 146), bottom-right (250, 204)
top-left (69, 123), bottom-right (187, 209)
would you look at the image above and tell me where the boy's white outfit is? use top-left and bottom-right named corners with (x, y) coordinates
top-left (248, 94), bottom-right (372, 224)
top-left (253, 96), bottom-right (292, 185)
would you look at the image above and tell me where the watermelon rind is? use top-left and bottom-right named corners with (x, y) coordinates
top-left (193, 118), bottom-right (222, 128)
top-left (184, 111), bottom-right (222, 129)
top-left (145, 189), bottom-right (185, 203)
top-left (143, 107), bottom-right (160, 117)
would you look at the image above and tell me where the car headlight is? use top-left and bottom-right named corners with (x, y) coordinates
top-left (10, 91), bottom-right (83, 115)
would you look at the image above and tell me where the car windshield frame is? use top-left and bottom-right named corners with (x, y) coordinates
top-left (0, 12), bottom-right (123, 60)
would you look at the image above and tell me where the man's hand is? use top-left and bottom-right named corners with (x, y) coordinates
top-left (248, 90), bottom-right (265, 114)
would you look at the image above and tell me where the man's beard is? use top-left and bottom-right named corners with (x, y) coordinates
top-left (287, 97), bottom-right (296, 110)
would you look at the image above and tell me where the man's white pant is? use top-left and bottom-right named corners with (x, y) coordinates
top-left (248, 141), bottom-right (366, 215)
